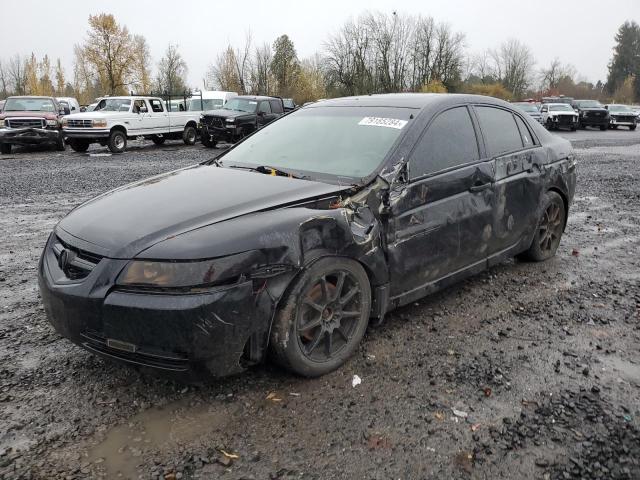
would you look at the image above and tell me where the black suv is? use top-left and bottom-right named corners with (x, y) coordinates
top-left (199, 96), bottom-right (285, 147)
top-left (571, 99), bottom-right (609, 130)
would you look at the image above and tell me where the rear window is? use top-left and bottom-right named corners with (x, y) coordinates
top-left (270, 100), bottom-right (284, 114)
top-left (149, 99), bottom-right (164, 113)
top-left (476, 106), bottom-right (523, 156)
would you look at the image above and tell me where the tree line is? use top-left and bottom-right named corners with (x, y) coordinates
top-left (0, 12), bottom-right (638, 105)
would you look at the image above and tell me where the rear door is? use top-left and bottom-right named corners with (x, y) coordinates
top-left (473, 105), bottom-right (543, 261)
top-left (147, 98), bottom-right (170, 133)
top-left (257, 100), bottom-right (277, 127)
top-left (387, 105), bottom-right (495, 298)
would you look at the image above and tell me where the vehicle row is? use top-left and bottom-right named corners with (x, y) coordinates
top-left (0, 92), bottom-right (298, 154)
top-left (512, 99), bottom-right (639, 132)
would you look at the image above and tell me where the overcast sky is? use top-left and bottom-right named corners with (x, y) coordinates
top-left (2, 0), bottom-right (638, 89)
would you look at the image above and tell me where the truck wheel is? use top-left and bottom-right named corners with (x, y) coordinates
top-left (270, 257), bottom-right (371, 377)
top-left (201, 135), bottom-right (216, 148)
top-left (69, 140), bottom-right (90, 152)
top-left (151, 135), bottom-right (165, 145)
top-left (630, 125), bottom-right (636, 131)
top-left (0, 143), bottom-right (11, 154)
top-left (183, 126), bottom-right (197, 145)
top-left (599, 125), bottom-right (607, 131)
top-left (108, 130), bottom-right (127, 153)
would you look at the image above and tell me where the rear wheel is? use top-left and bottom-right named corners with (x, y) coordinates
top-left (0, 143), bottom-right (11, 154)
top-left (201, 135), bottom-right (216, 148)
top-left (55, 135), bottom-right (66, 151)
top-left (108, 130), bottom-right (127, 153)
top-left (69, 139), bottom-right (89, 152)
top-left (183, 125), bottom-right (197, 145)
top-left (630, 125), bottom-right (636, 131)
top-left (151, 135), bottom-right (165, 145)
top-left (520, 191), bottom-right (566, 262)
top-left (270, 257), bottom-right (371, 377)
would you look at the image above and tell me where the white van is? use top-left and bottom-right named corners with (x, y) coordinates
top-left (56, 97), bottom-right (81, 113)
top-left (188, 91), bottom-right (237, 112)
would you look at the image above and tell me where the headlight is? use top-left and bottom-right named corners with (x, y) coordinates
top-left (46, 119), bottom-right (58, 127)
top-left (62, 117), bottom-right (68, 126)
top-left (226, 118), bottom-right (235, 123)
top-left (0, 119), bottom-right (4, 128)
top-left (92, 119), bottom-right (107, 128)
top-left (117, 260), bottom-right (217, 288)
top-left (199, 114), bottom-right (204, 121)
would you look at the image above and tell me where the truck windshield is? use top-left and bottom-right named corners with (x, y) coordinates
top-left (95, 99), bottom-right (132, 112)
top-left (576, 100), bottom-right (602, 108)
top-left (608, 105), bottom-right (631, 112)
top-left (223, 98), bottom-right (257, 113)
top-left (189, 98), bottom-right (223, 111)
top-left (219, 106), bottom-right (415, 182)
top-left (550, 105), bottom-right (573, 112)
top-left (514, 103), bottom-right (538, 113)
top-left (4, 98), bottom-right (56, 112)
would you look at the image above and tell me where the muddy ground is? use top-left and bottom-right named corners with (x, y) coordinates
top-left (0, 130), bottom-right (639, 480)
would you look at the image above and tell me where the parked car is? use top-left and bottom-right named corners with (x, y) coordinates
top-left (39, 93), bottom-right (576, 379)
top-left (199, 95), bottom-right (285, 147)
top-left (542, 96), bottom-right (573, 105)
top-left (0, 96), bottom-right (68, 154)
top-left (604, 104), bottom-right (637, 130)
top-left (187, 90), bottom-right (237, 112)
top-left (62, 96), bottom-right (201, 153)
top-left (540, 103), bottom-right (579, 131)
top-left (571, 99), bottom-right (609, 130)
top-left (56, 97), bottom-right (81, 113)
top-left (512, 102), bottom-right (542, 123)
top-left (282, 98), bottom-right (297, 112)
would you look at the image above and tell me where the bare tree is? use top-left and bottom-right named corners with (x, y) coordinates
top-left (489, 39), bottom-right (535, 97)
top-left (0, 59), bottom-right (9, 98)
top-left (155, 44), bottom-right (188, 94)
top-left (8, 54), bottom-right (27, 95)
top-left (250, 42), bottom-right (273, 95)
top-left (540, 58), bottom-right (575, 92)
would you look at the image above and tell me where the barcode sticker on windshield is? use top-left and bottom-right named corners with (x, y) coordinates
top-left (358, 117), bottom-right (408, 129)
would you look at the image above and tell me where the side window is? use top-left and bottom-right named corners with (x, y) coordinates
top-left (149, 99), bottom-right (164, 113)
top-left (269, 100), bottom-right (284, 114)
top-left (409, 106), bottom-right (480, 178)
top-left (476, 106), bottom-right (523, 156)
top-left (541, 105), bottom-right (548, 113)
top-left (258, 101), bottom-right (271, 114)
top-left (514, 115), bottom-right (534, 148)
top-left (134, 99), bottom-right (148, 113)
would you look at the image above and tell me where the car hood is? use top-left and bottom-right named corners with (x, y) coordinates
top-left (203, 109), bottom-right (253, 119)
top-left (56, 165), bottom-right (350, 259)
top-left (64, 111), bottom-right (126, 120)
top-left (0, 111), bottom-right (58, 120)
top-left (549, 111), bottom-right (576, 115)
top-left (578, 107), bottom-right (607, 112)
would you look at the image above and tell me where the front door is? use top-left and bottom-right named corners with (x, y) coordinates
top-left (386, 105), bottom-right (495, 300)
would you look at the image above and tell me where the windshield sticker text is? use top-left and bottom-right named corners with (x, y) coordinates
top-left (358, 117), bottom-right (408, 129)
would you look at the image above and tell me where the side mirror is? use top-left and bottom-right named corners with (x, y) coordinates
top-left (80, 107), bottom-right (86, 112)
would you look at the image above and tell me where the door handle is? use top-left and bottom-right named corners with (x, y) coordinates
top-left (469, 182), bottom-right (491, 193)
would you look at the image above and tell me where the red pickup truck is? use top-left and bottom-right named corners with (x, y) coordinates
top-left (0, 96), bottom-right (69, 154)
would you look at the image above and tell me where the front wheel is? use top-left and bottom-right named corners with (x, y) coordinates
top-left (520, 191), bottom-right (566, 262)
top-left (151, 135), bottom-right (165, 145)
top-left (108, 130), bottom-right (127, 153)
top-left (183, 125), bottom-right (197, 145)
top-left (55, 135), bottom-right (66, 151)
top-left (69, 139), bottom-right (90, 152)
top-left (599, 125), bottom-right (607, 131)
top-left (201, 135), bottom-right (216, 148)
top-left (630, 125), bottom-right (636, 131)
top-left (0, 143), bottom-right (11, 154)
top-left (270, 257), bottom-right (371, 377)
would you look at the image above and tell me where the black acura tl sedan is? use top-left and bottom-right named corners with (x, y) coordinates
top-left (39, 94), bottom-right (576, 378)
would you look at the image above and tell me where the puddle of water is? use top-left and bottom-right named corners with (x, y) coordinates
top-left (87, 399), bottom-right (233, 479)
top-left (599, 356), bottom-right (640, 384)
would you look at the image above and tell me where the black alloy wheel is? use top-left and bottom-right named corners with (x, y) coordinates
top-left (270, 257), bottom-right (371, 377)
top-left (519, 191), bottom-right (566, 262)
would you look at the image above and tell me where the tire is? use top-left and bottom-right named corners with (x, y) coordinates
top-left (570, 126), bottom-right (576, 132)
top-left (520, 191), bottom-right (566, 262)
top-left (201, 135), bottom-right (216, 148)
top-left (151, 135), bottom-right (165, 145)
top-left (183, 125), bottom-right (197, 145)
top-left (0, 143), bottom-right (11, 154)
top-left (630, 125), bottom-right (636, 131)
top-left (55, 135), bottom-right (66, 151)
top-left (69, 139), bottom-right (90, 152)
top-left (599, 125), bottom-right (607, 131)
top-left (545, 119), bottom-right (554, 130)
top-left (270, 257), bottom-right (371, 377)
top-left (610, 125), bottom-right (617, 130)
top-left (108, 130), bottom-right (127, 153)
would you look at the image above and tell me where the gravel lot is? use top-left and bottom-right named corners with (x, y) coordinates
top-left (1, 130), bottom-right (639, 480)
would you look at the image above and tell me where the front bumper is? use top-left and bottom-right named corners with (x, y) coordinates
top-left (38, 232), bottom-right (272, 378)
top-left (609, 117), bottom-right (637, 127)
top-left (547, 116), bottom-right (578, 129)
top-left (199, 123), bottom-right (240, 143)
top-left (579, 115), bottom-right (609, 127)
top-left (0, 127), bottom-right (61, 145)
top-left (63, 128), bottom-right (110, 139)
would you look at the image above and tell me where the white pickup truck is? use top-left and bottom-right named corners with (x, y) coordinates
top-left (62, 96), bottom-right (201, 153)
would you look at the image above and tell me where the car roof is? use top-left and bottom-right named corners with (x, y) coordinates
top-left (306, 93), bottom-right (515, 110)
top-left (235, 95), bottom-right (281, 101)
top-left (8, 95), bottom-right (55, 100)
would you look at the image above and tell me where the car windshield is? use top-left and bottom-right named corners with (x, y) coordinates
top-left (95, 99), bottom-right (132, 112)
top-left (283, 99), bottom-right (295, 108)
top-left (223, 98), bottom-right (258, 113)
top-left (189, 98), bottom-right (223, 111)
top-left (608, 105), bottom-right (632, 112)
top-left (550, 104), bottom-right (573, 112)
top-left (576, 100), bottom-right (602, 108)
top-left (219, 106), bottom-right (414, 182)
top-left (514, 103), bottom-right (538, 113)
top-left (4, 97), bottom-right (56, 112)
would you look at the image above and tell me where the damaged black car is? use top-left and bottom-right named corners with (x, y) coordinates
top-left (38, 94), bottom-right (576, 378)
